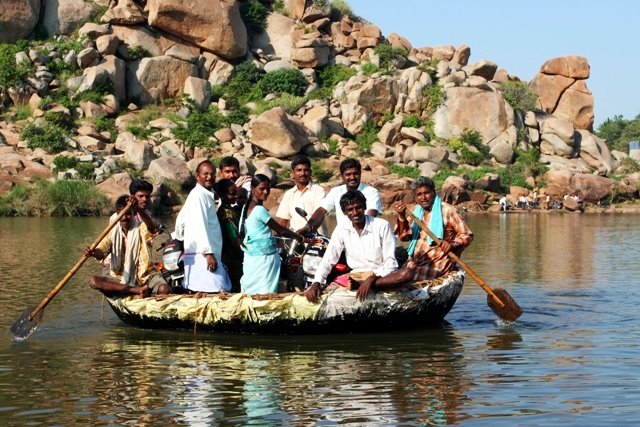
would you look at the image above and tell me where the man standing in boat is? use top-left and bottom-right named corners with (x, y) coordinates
top-left (174, 160), bottom-right (232, 293)
top-left (298, 158), bottom-right (382, 233)
top-left (358, 176), bottom-right (473, 297)
top-left (304, 191), bottom-right (398, 303)
top-left (84, 195), bottom-right (172, 297)
top-left (275, 154), bottom-right (327, 236)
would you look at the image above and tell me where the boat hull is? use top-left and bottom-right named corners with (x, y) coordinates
top-left (103, 270), bottom-right (464, 334)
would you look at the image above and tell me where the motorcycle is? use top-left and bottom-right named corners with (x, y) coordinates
top-left (156, 238), bottom-right (186, 292)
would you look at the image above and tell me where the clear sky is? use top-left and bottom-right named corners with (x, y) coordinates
top-left (348, 0), bottom-right (639, 128)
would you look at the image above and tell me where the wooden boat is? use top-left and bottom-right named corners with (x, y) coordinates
top-left (99, 270), bottom-right (464, 334)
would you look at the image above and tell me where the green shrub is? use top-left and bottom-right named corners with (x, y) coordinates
top-left (423, 83), bottom-right (444, 117)
top-left (10, 104), bottom-right (32, 122)
top-left (389, 163), bottom-right (420, 178)
top-left (172, 104), bottom-right (225, 148)
top-left (374, 41), bottom-right (407, 73)
top-left (361, 62), bottom-right (379, 76)
top-left (258, 68), bottom-right (307, 96)
top-left (311, 160), bottom-right (334, 183)
top-left (432, 168), bottom-right (458, 189)
top-left (256, 93), bottom-right (306, 115)
top-left (355, 120), bottom-right (379, 155)
top-left (418, 58), bottom-right (440, 81)
top-left (308, 64), bottom-right (356, 100)
top-left (222, 61), bottom-right (264, 106)
top-left (127, 45), bottom-right (151, 60)
top-left (498, 80), bottom-right (538, 113)
top-left (403, 115), bottom-right (422, 128)
top-left (330, 0), bottom-right (355, 20)
top-left (94, 116), bottom-right (117, 141)
top-left (0, 43), bottom-right (31, 92)
top-left (21, 123), bottom-right (68, 153)
top-left (240, 0), bottom-right (270, 33)
top-left (75, 79), bottom-right (113, 104)
top-left (53, 155), bottom-right (78, 171)
top-left (225, 106), bottom-right (250, 126)
top-left (456, 130), bottom-right (490, 166)
top-left (618, 157), bottom-right (640, 174)
top-left (76, 162), bottom-right (96, 180)
top-left (44, 110), bottom-right (75, 132)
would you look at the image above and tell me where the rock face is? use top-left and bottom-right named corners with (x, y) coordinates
top-left (251, 13), bottom-right (294, 62)
top-left (250, 107), bottom-right (311, 157)
top-left (0, 0), bottom-right (40, 43)
top-left (147, 0), bottom-right (247, 59)
top-left (530, 56), bottom-right (594, 131)
top-left (42, 0), bottom-right (94, 36)
top-left (127, 56), bottom-right (199, 104)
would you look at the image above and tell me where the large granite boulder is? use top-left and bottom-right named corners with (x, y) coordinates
top-left (42, 0), bottom-right (94, 36)
top-left (147, 0), bottom-right (247, 59)
top-left (127, 55), bottom-right (199, 104)
top-left (250, 107), bottom-right (311, 157)
top-left (0, 0), bottom-right (40, 42)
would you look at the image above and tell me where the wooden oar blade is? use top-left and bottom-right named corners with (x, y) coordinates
top-left (10, 306), bottom-right (44, 341)
top-left (487, 288), bottom-right (522, 322)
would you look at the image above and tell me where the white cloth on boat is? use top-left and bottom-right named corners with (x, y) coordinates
top-left (319, 183), bottom-right (382, 226)
top-left (313, 215), bottom-right (398, 284)
top-left (109, 221), bottom-right (142, 287)
top-left (182, 252), bottom-right (232, 293)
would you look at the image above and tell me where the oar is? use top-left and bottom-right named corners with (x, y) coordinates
top-left (10, 202), bottom-right (133, 341)
top-left (407, 211), bottom-right (523, 321)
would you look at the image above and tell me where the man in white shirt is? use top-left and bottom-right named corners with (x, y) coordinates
top-left (304, 191), bottom-right (397, 303)
top-left (275, 155), bottom-right (327, 236)
top-left (301, 158), bottom-right (382, 233)
top-left (174, 160), bottom-right (232, 293)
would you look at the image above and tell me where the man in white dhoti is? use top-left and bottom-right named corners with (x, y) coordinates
top-left (174, 160), bottom-right (232, 293)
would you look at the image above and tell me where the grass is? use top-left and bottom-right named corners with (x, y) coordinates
top-left (0, 180), bottom-right (110, 216)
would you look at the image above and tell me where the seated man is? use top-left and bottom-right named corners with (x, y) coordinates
top-left (301, 158), bottom-right (381, 233)
top-left (366, 176), bottom-right (473, 293)
top-left (304, 191), bottom-right (398, 303)
top-left (84, 195), bottom-right (171, 297)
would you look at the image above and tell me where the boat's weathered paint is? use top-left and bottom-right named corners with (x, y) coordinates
top-left (103, 270), bottom-right (464, 334)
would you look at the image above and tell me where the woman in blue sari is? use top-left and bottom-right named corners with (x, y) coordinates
top-left (239, 174), bottom-right (304, 294)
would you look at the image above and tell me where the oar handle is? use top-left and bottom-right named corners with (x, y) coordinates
top-left (28, 203), bottom-right (133, 320)
top-left (406, 211), bottom-right (506, 309)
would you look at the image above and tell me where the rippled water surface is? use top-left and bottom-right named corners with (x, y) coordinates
top-left (0, 213), bottom-right (639, 425)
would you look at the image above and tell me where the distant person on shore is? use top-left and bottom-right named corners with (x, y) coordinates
top-left (300, 158), bottom-right (381, 233)
top-left (84, 195), bottom-right (171, 297)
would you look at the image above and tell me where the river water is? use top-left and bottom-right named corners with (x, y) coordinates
top-left (0, 212), bottom-right (638, 425)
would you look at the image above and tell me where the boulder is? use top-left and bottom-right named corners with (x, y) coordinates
top-left (570, 173), bottom-right (616, 203)
top-left (42, 0), bottom-right (94, 36)
top-left (97, 172), bottom-right (133, 203)
top-left (183, 76), bottom-right (211, 111)
top-left (530, 72), bottom-right (574, 113)
top-left (147, 0), bottom-right (247, 59)
top-left (575, 130), bottom-right (614, 173)
top-left (250, 107), bottom-right (311, 157)
top-left (145, 156), bottom-right (191, 185)
top-left (552, 80), bottom-right (595, 130)
top-left (251, 13), bottom-right (294, 62)
top-left (540, 55), bottom-right (590, 79)
top-left (124, 140), bottom-right (155, 170)
top-left (346, 76), bottom-right (399, 116)
top-left (301, 105), bottom-right (329, 138)
top-left (462, 60), bottom-right (497, 80)
top-left (111, 24), bottom-right (176, 57)
top-left (127, 56), bottom-right (199, 105)
top-left (0, 0), bottom-right (40, 43)
top-left (434, 86), bottom-right (514, 143)
top-left (101, 0), bottom-right (146, 25)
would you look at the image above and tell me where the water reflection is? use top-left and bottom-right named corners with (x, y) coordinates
top-left (25, 328), bottom-right (469, 425)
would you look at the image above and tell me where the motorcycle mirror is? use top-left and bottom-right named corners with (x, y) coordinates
top-left (295, 207), bottom-right (308, 218)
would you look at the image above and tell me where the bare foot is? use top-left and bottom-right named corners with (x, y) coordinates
top-left (137, 285), bottom-right (150, 298)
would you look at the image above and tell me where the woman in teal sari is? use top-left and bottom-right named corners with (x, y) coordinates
top-left (239, 174), bottom-right (304, 294)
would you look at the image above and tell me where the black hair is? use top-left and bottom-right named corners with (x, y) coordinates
top-left (239, 174), bottom-right (271, 240)
top-left (219, 156), bottom-right (240, 170)
top-left (339, 190), bottom-right (367, 212)
top-left (214, 179), bottom-right (236, 198)
top-left (291, 154), bottom-right (311, 170)
top-left (339, 158), bottom-right (361, 175)
top-left (411, 176), bottom-right (436, 193)
top-left (115, 194), bottom-right (129, 211)
top-left (129, 179), bottom-right (153, 195)
top-left (196, 159), bottom-right (215, 175)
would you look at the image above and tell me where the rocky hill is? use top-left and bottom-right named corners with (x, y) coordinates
top-left (1, 0), bottom-right (638, 214)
